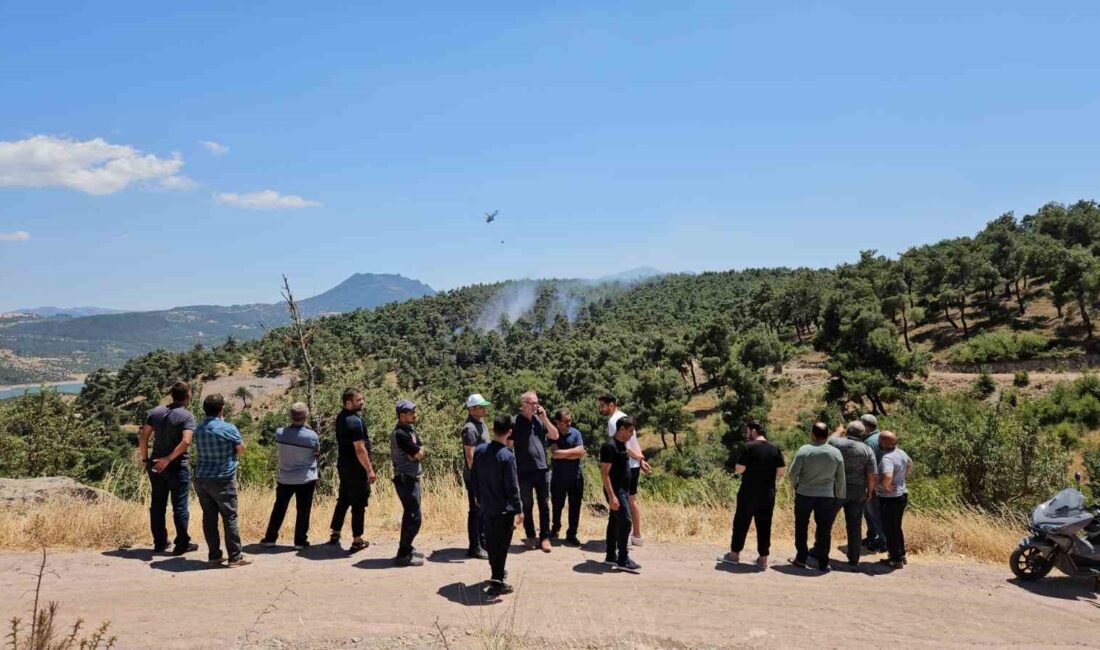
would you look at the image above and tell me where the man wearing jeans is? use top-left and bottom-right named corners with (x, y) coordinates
top-left (512, 391), bottom-right (559, 552)
top-left (787, 422), bottom-right (846, 572)
top-left (139, 381), bottom-right (198, 556)
top-left (828, 421), bottom-right (877, 567)
top-left (391, 399), bottom-right (425, 567)
top-left (600, 416), bottom-right (640, 572)
top-left (860, 413), bottom-right (887, 553)
top-left (877, 431), bottom-right (914, 570)
top-left (191, 394), bottom-right (250, 567)
top-left (598, 394), bottom-right (650, 546)
top-left (261, 402), bottom-right (320, 550)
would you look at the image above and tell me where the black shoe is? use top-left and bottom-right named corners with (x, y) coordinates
top-left (468, 547), bottom-right (489, 560)
top-left (327, 533), bottom-right (340, 545)
top-left (614, 559), bottom-right (641, 572)
top-left (563, 536), bottom-right (582, 547)
top-left (604, 555), bottom-right (617, 566)
top-left (260, 538), bottom-right (277, 547)
top-left (548, 530), bottom-right (561, 540)
top-left (485, 580), bottom-right (515, 597)
top-left (153, 544), bottom-right (170, 554)
top-left (395, 554), bottom-right (424, 567)
top-left (788, 557), bottom-right (807, 569)
top-left (294, 541), bottom-right (310, 550)
top-left (170, 543), bottom-right (198, 556)
top-left (817, 563), bottom-right (832, 574)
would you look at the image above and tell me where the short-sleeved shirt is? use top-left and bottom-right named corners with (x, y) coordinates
top-left (275, 424), bottom-right (320, 484)
top-left (512, 413), bottom-right (549, 473)
top-left (599, 438), bottom-right (631, 494)
top-left (146, 402), bottom-right (197, 469)
top-left (737, 439), bottom-right (785, 493)
top-left (551, 426), bottom-right (585, 485)
top-left (877, 448), bottom-right (912, 497)
top-left (391, 423), bottom-right (422, 478)
top-left (460, 416), bottom-right (489, 481)
top-left (335, 409), bottom-right (371, 477)
top-left (865, 431), bottom-right (885, 467)
top-left (607, 410), bottom-right (641, 469)
top-left (828, 436), bottom-right (877, 490)
top-left (191, 417), bottom-right (243, 479)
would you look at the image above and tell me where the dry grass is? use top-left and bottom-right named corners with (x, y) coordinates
top-left (0, 479), bottom-right (1021, 565)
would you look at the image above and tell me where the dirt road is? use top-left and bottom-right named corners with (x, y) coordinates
top-left (2, 537), bottom-right (1097, 649)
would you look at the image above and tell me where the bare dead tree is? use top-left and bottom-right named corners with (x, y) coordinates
top-left (281, 275), bottom-right (323, 434)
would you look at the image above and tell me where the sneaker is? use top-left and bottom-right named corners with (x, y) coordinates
top-left (395, 554), bottom-right (425, 567)
top-left (467, 547), bottom-right (489, 560)
top-left (630, 535), bottom-right (644, 547)
top-left (260, 539), bottom-right (277, 547)
top-left (548, 530), bottom-right (561, 540)
top-left (614, 559), bottom-right (642, 572)
top-left (153, 544), bottom-right (171, 554)
top-left (563, 536), bottom-right (582, 548)
top-left (523, 538), bottom-right (537, 550)
top-left (788, 557), bottom-right (807, 569)
top-left (209, 557), bottom-right (227, 566)
top-left (170, 543), bottom-right (199, 556)
top-left (411, 548), bottom-right (425, 558)
top-left (294, 542), bottom-right (311, 550)
top-left (889, 560), bottom-right (905, 570)
top-left (485, 580), bottom-right (515, 597)
top-left (718, 552), bottom-right (740, 565)
top-left (817, 563), bottom-right (832, 574)
top-left (327, 533), bottom-right (341, 545)
top-left (540, 538), bottom-right (552, 553)
top-left (228, 556), bottom-right (253, 568)
top-left (604, 556), bottom-right (618, 566)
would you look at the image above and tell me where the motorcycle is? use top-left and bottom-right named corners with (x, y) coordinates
top-left (1011, 474), bottom-right (1100, 587)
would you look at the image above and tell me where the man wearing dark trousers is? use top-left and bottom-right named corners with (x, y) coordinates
top-left (512, 390), bottom-right (559, 553)
top-left (720, 420), bottom-right (785, 569)
top-left (601, 416), bottom-right (640, 572)
top-left (471, 415), bottom-right (523, 597)
top-left (829, 420), bottom-right (877, 567)
top-left (262, 402), bottom-right (320, 549)
top-left (787, 422), bottom-right (846, 572)
top-left (391, 399), bottom-right (425, 567)
top-left (877, 431), bottom-right (914, 570)
top-left (139, 380), bottom-right (198, 556)
top-left (549, 408), bottom-right (586, 547)
top-left (192, 394), bottom-right (250, 567)
top-left (461, 393), bottom-right (492, 559)
top-left (329, 388), bottom-right (377, 554)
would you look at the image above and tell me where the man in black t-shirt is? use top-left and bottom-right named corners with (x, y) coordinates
top-left (461, 394), bottom-right (492, 559)
top-left (139, 380), bottom-right (199, 555)
top-left (600, 416), bottom-right (640, 572)
top-left (720, 420), bottom-right (785, 569)
top-left (328, 388), bottom-right (377, 553)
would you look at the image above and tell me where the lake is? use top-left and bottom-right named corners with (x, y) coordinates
top-left (0, 382), bottom-right (85, 400)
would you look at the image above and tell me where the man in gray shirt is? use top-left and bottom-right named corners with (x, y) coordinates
top-left (138, 381), bottom-right (198, 556)
top-left (829, 421), bottom-right (877, 567)
top-left (877, 431), bottom-right (914, 570)
top-left (860, 413), bottom-right (887, 553)
top-left (787, 422), bottom-right (846, 572)
top-left (261, 402), bottom-right (320, 549)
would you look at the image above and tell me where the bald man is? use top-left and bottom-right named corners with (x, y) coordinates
top-left (876, 431), bottom-right (913, 570)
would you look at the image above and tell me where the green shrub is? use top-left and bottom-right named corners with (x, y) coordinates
top-left (948, 331), bottom-right (1050, 365)
top-left (1013, 370), bottom-right (1030, 387)
top-left (1084, 447), bottom-right (1100, 502)
top-left (971, 371), bottom-right (997, 399)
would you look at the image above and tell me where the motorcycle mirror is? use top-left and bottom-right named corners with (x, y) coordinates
top-left (1074, 471), bottom-right (1082, 485)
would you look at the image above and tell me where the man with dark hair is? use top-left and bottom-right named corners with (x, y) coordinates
top-left (787, 422), bottom-right (846, 572)
top-left (329, 388), bottom-right (376, 553)
top-left (461, 393), bottom-right (492, 559)
top-left (720, 419), bottom-right (785, 569)
top-left (600, 416), bottom-right (641, 572)
top-left (549, 408), bottom-right (586, 547)
top-left (391, 399), bottom-right (425, 566)
top-left (471, 414), bottom-right (523, 597)
top-left (829, 420), bottom-right (877, 567)
top-left (139, 380), bottom-right (198, 555)
top-left (192, 394), bottom-right (250, 567)
top-left (598, 394), bottom-right (650, 547)
top-left (262, 402), bottom-right (320, 550)
top-left (513, 390), bottom-right (559, 552)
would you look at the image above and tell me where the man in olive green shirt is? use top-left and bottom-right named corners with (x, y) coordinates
top-left (788, 422), bottom-right (846, 572)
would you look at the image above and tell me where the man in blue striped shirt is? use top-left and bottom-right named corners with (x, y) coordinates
top-left (192, 394), bottom-right (250, 567)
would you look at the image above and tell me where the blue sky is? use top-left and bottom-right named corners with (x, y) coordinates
top-left (2, 1), bottom-right (1100, 312)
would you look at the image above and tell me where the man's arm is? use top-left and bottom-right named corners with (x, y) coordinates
top-left (787, 452), bottom-right (802, 491)
top-left (776, 467), bottom-right (786, 479)
top-left (354, 440), bottom-right (377, 483)
top-left (540, 411), bottom-right (559, 441)
top-left (504, 457), bottom-right (522, 514)
top-left (551, 445), bottom-right (585, 460)
top-left (464, 444), bottom-right (477, 470)
top-left (834, 458), bottom-right (847, 500)
top-left (396, 430), bottom-right (424, 461)
top-left (600, 462), bottom-right (619, 511)
top-left (865, 465), bottom-right (876, 500)
top-left (138, 424), bottom-right (153, 463)
top-left (734, 463), bottom-right (747, 474)
top-left (153, 429), bottom-right (193, 473)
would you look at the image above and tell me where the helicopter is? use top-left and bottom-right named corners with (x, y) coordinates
top-left (485, 210), bottom-right (498, 224)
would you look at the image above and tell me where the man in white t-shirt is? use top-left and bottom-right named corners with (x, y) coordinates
top-left (597, 393), bottom-right (650, 546)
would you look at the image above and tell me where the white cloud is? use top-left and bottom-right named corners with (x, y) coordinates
top-left (0, 231), bottom-right (30, 242)
top-left (0, 135), bottom-right (193, 195)
top-left (214, 190), bottom-right (322, 209)
top-left (201, 140), bottom-right (229, 156)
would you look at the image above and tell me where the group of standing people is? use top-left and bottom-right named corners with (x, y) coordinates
top-left (720, 414), bottom-right (913, 572)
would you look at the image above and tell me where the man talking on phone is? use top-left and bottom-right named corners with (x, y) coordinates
top-left (512, 391), bottom-right (559, 552)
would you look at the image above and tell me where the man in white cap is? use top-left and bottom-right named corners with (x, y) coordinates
top-left (461, 393), bottom-right (492, 559)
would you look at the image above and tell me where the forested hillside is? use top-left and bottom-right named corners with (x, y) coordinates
top-left (6, 200), bottom-right (1100, 515)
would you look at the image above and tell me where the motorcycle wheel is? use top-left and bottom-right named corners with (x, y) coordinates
top-left (1010, 546), bottom-right (1054, 581)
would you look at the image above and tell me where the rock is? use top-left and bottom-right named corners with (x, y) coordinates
top-left (0, 476), bottom-right (112, 506)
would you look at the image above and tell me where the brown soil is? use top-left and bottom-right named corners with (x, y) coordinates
top-left (2, 538), bottom-right (1097, 649)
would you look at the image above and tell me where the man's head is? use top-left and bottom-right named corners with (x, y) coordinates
top-left (170, 381), bottom-right (191, 404)
top-left (614, 415), bottom-right (636, 442)
top-left (880, 430), bottom-right (898, 451)
top-left (203, 394), bottom-right (225, 418)
top-left (492, 414), bottom-right (513, 445)
top-left (552, 407), bottom-right (572, 431)
top-left (597, 393), bottom-right (617, 417)
top-left (466, 393), bottom-right (491, 420)
top-left (811, 421), bottom-right (829, 442)
top-left (520, 391), bottom-right (540, 418)
top-left (860, 413), bottom-right (879, 434)
top-left (342, 388), bottom-right (364, 413)
top-left (396, 399), bottom-right (417, 425)
top-left (745, 419), bottom-right (766, 441)
top-left (845, 420), bottom-right (866, 439)
top-left (290, 401), bottom-right (309, 425)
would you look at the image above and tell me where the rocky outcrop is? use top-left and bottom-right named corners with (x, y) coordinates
top-left (0, 477), bottom-right (112, 506)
